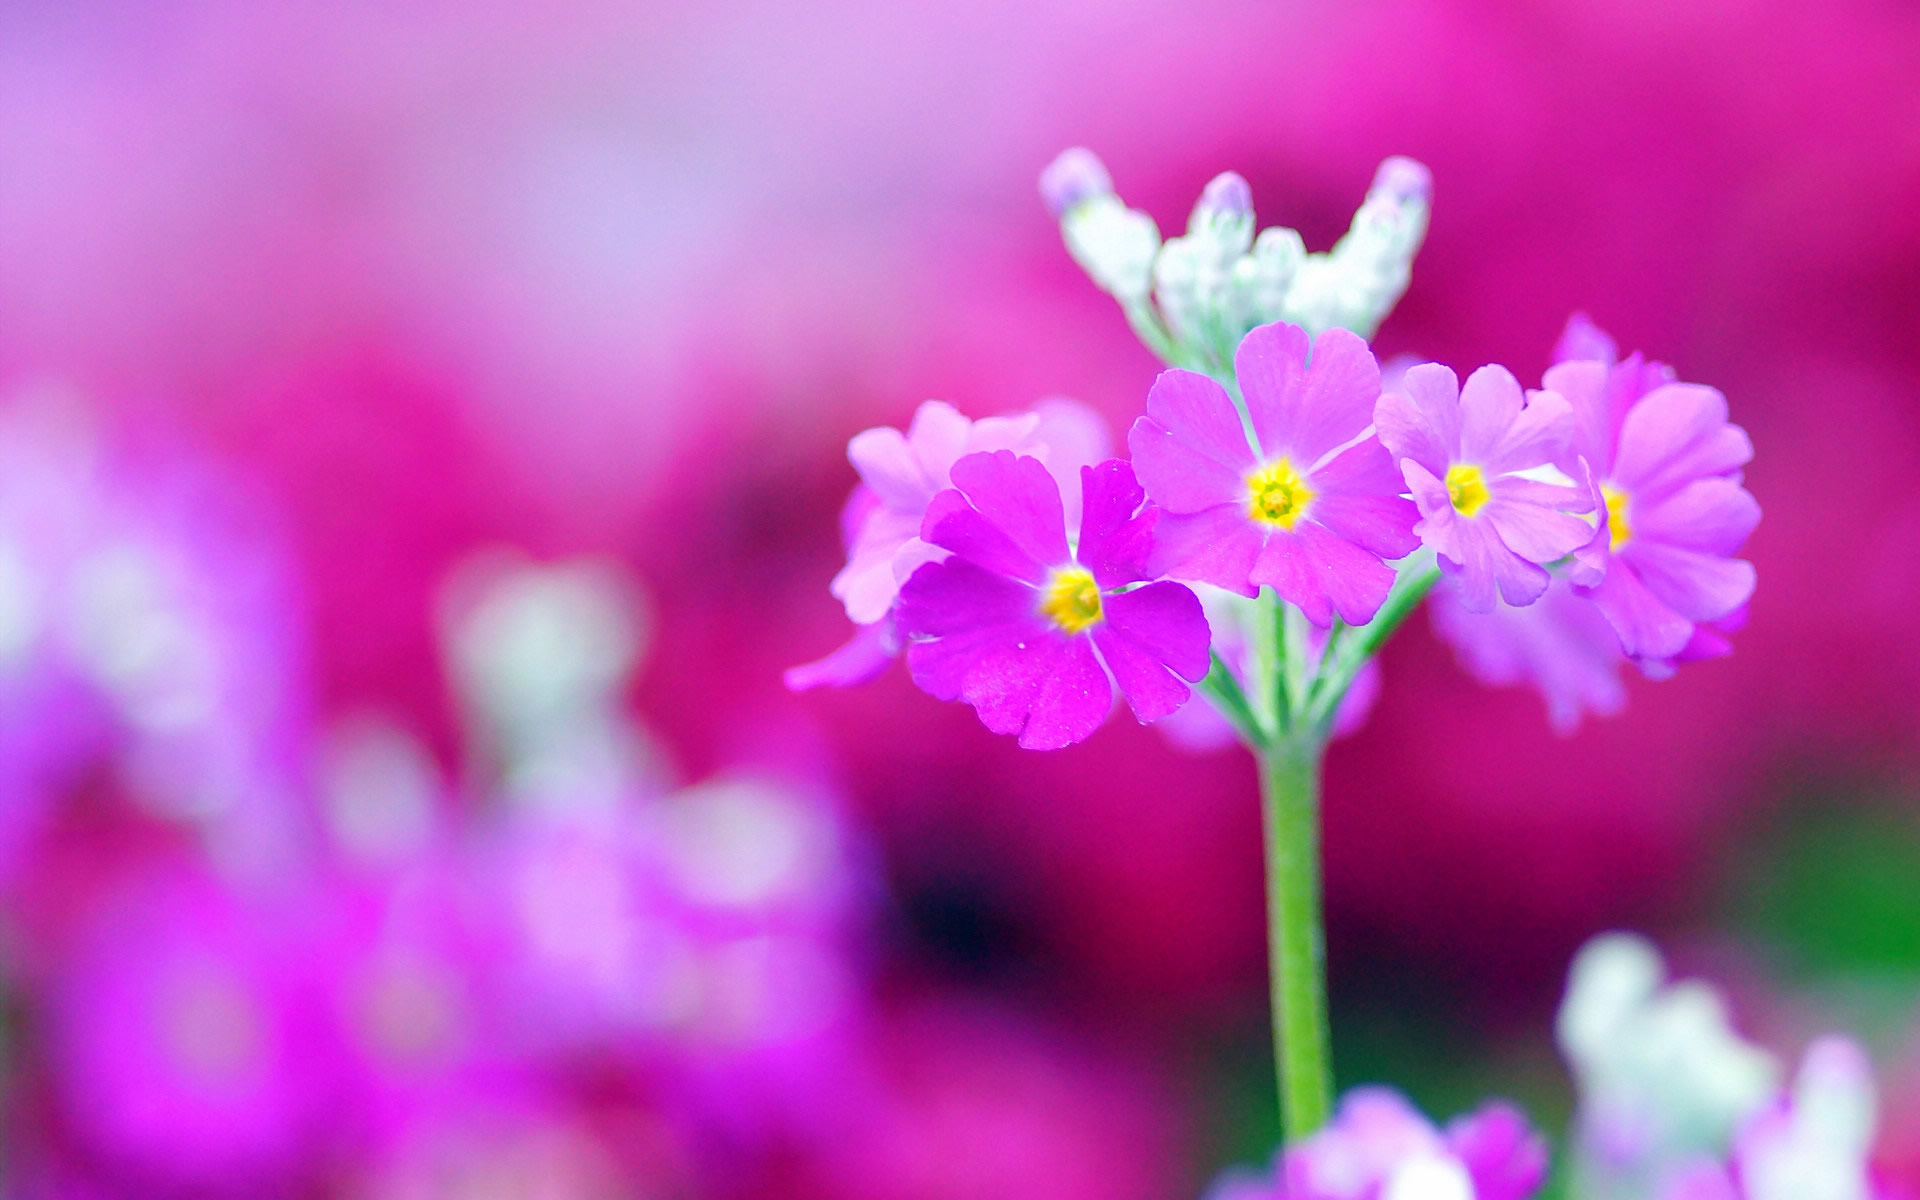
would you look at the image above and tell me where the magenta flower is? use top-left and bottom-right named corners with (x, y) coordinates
top-left (788, 398), bottom-right (1108, 690)
top-left (894, 451), bottom-right (1210, 749)
top-left (1129, 321), bottom-right (1418, 625)
top-left (1206, 1087), bottom-right (1548, 1200)
top-left (1544, 316), bottom-right (1759, 662)
top-left (1375, 362), bottom-right (1594, 611)
top-left (1429, 573), bottom-right (1629, 732)
top-left (46, 867), bottom-right (323, 1188)
top-left (832, 399), bottom-right (1109, 625)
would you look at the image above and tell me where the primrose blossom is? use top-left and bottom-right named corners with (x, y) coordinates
top-left (787, 398), bottom-right (1109, 691)
top-left (1546, 317), bottom-right (1759, 664)
top-left (894, 452), bottom-right (1211, 749)
top-left (1129, 321), bottom-right (1419, 625)
top-left (1423, 317), bottom-right (1760, 728)
top-left (1374, 363), bottom-right (1593, 612)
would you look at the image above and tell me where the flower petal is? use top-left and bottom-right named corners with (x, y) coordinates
top-left (830, 507), bottom-right (922, 622)
top-left (1445, 1102), bottom-right (1550, 1200)
top-left (1374, 362), bottom-right (1461, 477)
top-left (1482, 387), bottom-right (1576, 478)
top-left (1612, 383), bottom-right (1752, 499)
top-left (1251, 521), bottom-right (1395, 626)
top-left (1311, 438), bottom-right (1420, 558)
top-left (1633, 477), bottom-right (1760, 557)
top-left (1620, 541), bottom-right (1755, 624)
top-left (1457, 364), bottom-right (1526, 463)
top-left (1541, 360), bottom-right (1616, 480)
top-left (1100, 580), bottom-right (1211, 684)
top-left (906, 625), bottom-right (1111, 750)
top-left (1129, 369), bottom-right (1257, 514)
top-left (783, 619), bottom-right (900, 691)
top-left (942, 450), bottom-right (1072, 576)
top-left (1581, 558), bottom-right (1695, 660)
top-left (895, 556), bottom-right (1035, 639)
top-left (1483, 498), bottom-right (1595, 566)
top-left (1149, 504), bottom-right (1266, 597)
top-left (1075, 459), bottom-right (1155, 589)
top-left (1241, 325), bottom-right (1383, 467)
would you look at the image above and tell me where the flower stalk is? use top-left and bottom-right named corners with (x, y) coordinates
top-left (1259, 729), bottom-right (1333, 1140)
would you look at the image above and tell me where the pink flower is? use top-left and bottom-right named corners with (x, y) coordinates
top-left (1128, 322), bottom-right (1418, 625)
top-left (1375, 363), bottom-right (1593, 611)
top-left (1207, 1087), bottom-right (1548, 1200)
top-left (788, 398), bottom-right (1109, 690)
top-left (1546, 316), bottom-right (1759, 663)
top-left (895, 453), bottom-right (1211, 749)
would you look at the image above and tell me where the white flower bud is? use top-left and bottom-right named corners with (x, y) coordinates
top-left (1039, 147), bottom-right (1115, 218)
top-left (1559, 933), bottom-right (1782, 1200)
top-left (1061, 195), bottom-right (1160, 301)
top-left (1280, 155), bottom-right (1433, 339)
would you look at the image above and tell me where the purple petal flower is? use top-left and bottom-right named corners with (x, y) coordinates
top-left (782, 617), bottom-right (901, 691)
top-left (1129, 321), bottom-right (1419, 625)
top-left (1429, 573), bottom-right (1629, 732)
top-left (895, 452), bottom-right (1210, 749)
top-left (791, 399), bottom-right (1109, 691)
top-left (1543, 317), bottom-right (1759, 661)
top-left (1206, 1087), bottom-right (1548, 1200)
top-left (831, 399), bottom-right (1111, 626)
top-left (1376, 362), bottom-right (1595, 612)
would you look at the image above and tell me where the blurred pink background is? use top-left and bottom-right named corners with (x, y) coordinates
top-left (0, 0), bottom-right (1917, 1195)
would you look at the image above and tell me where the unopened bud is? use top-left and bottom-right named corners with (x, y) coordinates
top-left (1039, 147), bottom-right (1114, 218)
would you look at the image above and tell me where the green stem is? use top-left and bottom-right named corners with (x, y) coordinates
top-left (1197, 650), bottom-right (1265, 749)
top-left (1258, 733), bottom-right (1333, 1141)
top-left (1308, 564), bottom-right (1441, 726)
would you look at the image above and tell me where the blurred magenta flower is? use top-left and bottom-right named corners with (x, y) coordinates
top-left (45, 866), bottom-right (324, 1188)
top-left (895, 453), bottom-right (1210, 749)
top-left (0, 389), bottom-right (308, 882)
top-left (1206, 1087), bottom-right (1548, 1200)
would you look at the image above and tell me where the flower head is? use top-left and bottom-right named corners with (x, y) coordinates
top-left (1129, 321), bottom-right (1419, 625)
top-left (789, 399), bottom-right (1109, 691)
top-left (895, 451), bottom-right (1211, 749)
top-left (1375, 363), bottom-right (1594, 611)
top-left (1206, 1088), bottom-right (1548, 1200)
top-left (1545, 317), bottom-right (1759, 662)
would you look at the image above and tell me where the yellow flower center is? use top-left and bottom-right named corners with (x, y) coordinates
top-left (1039, 566), bottom-right (1103, 633)
top-left (1444, 463), bottom-right (1491, 517)
top-left (1602, 484), bottom-right (1631, 551)
top-left (1246, 458), bottom-right (1314, 528)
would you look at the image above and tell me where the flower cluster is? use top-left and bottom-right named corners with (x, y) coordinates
top-left (794, 155), bottom-right (1758, 747)
top-left (795, 315), bottom-right (1755, 746)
